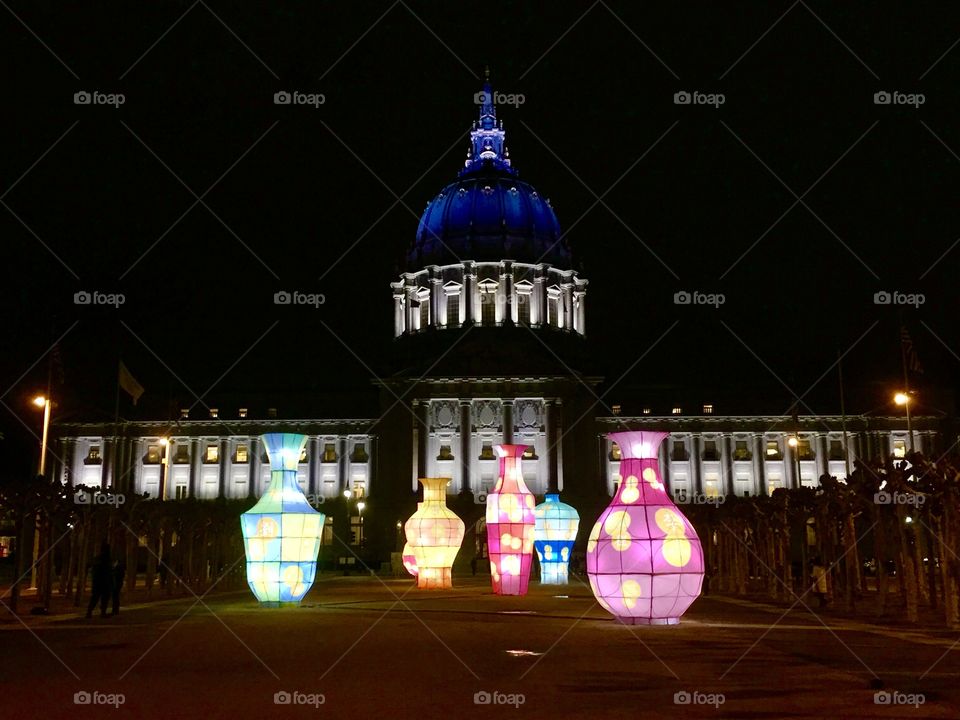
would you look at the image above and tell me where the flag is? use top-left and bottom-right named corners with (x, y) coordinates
top-left (900, 326), bottom-right (923, 375)
top-left (118, 361), bottom-right (145, 405)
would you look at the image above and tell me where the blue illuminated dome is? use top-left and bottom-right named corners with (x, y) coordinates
top-left (408, 73), bottom-right (570, 269)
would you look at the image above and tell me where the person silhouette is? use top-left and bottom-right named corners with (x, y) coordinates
top-left (111, 558), bottom-right (126, 616)
top-left (86, 543), bottom-right (113, 619)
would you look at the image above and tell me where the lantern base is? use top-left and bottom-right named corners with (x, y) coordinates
top-left (416, 567), bottom-right (452, 589)
top-left (258, 601), bottom-right (302, 608)
top-left (616, 616), bottom-right (679, 626)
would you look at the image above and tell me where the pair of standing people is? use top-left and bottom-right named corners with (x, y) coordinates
top-left (86, 543), bottom-right (125, 618)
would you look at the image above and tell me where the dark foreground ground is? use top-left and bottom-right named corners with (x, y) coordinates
top-left (1, 574), bottom-right (959, 719)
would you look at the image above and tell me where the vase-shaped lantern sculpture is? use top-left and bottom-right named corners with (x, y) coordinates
top-left (241, 433), bottom-right (324, 606)
top-left (534, 494), bottom-right (580, 585)
top-left (587, 431), bottom-right (704, 625)
top-left (401, 541), bottom-right (419, 578)
top-left (404, 480), bottom-right (464, 589)
top-left (486, 444), bottom-right (536, 595)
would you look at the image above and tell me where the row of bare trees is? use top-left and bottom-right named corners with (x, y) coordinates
top-left (1, 477), bottom-right (248, 613)
top-left (688, 453), bottom-right (960, 627)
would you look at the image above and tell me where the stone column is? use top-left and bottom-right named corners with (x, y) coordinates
top-left (561, 283), bottom-right (573, 330)
top-left (785, 439), bottom-right (798, 489)
top-left (248, 436), bottom-right (261, 498)
top-left (690, 435), bottom-right (703, 495)
top-left (100, 437), bottom-right (114, 490)
top-left (500, 261), bottom-right (514, 325)
top-left (415, 401), bottom-right (429, 479)
top-left (338, 437), bottom-right (349, 493)
top-left (459, 400), bottom-right (472, 493)
top-left (574, 290), bottom-right (586, 335)
top-left (659, 436), bottom-right (672, 496)
top-left (393, 287), bottom-right (405, 336)
top-left (532, 270), bottom-right (544, 325)
top-left (753, 434), bottom-right (766, 496)
top-left (545, 399), bottom-right (559, 493)
top-left (599, 435), bottom-right (609, 495)
top-left (462, 263), bottom-right (475, 325)
top-left (502, 399), bottom-right (514, 444)
top-left (721, 433), bottom-right (734, 496)
top-left (189, 438), bottom-right (201, 498)
top-left (218, 438), bottom-right (230, 499)
top-left (430, 275), bottom-right (442, 330)
top-left (308, 436), bottom-right (320, 496)
top-left (816, 433), bottom-right (829, 480)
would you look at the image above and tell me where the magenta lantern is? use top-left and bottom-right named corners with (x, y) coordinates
top-left (587, 431), bottom-right (704, 625)
top-left (485, 444), bottom-right (536, 595)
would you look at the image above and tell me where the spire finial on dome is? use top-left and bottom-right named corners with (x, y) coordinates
top-left (462, 68), bottom-right (514, 176)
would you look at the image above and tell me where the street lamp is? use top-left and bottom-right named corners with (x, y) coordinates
top-left (158, 438), bottom-right (169, 501)
top-left (357, 501), bottom-right (366, 549)
top-left (788, 436), bottom-right (802, 489)
top-left (894, 392), bottom-right (915, 453)
top-left (32, 395), bottom-right (51, 477)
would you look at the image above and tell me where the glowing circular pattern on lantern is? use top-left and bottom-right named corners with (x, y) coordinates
top-left (534, 493), bottom-right (580, 585)
top-left (402, 541), bottom-right (419, 577)
top-left (485, 444), bottom-right (536, 595)
top-left (241, 433), bottom-right (324, 606)
top-left (586, 431), bottom-right (704, 625)
top-left (404, 479), bottom-right (465, 589)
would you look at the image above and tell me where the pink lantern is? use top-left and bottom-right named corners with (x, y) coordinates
top-left (587, 431), bottom-right (704, 625)
top-left (402, 541), bottom-right (419, 577)
top-left (485, 444), bottom-right (536, 595)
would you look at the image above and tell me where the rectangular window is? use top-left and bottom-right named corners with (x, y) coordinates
top-left (798, 439), bottom-right (814, 460)
top-left (702, 440), bottom-right (718, 461)
top-left (703, 404), bottom-right (714, 414)
top-left (175, 485), bottom-right (188, 500)
top-left (547, 297), bottom-right (559, 326)
top-left (765, 440), bottom-right (781, 459)
top-left (893, 440), bottom-right (906, 458)
top-left (478, 441), bottom-right (495, 460)
top-left (446, 294), bottom-right (460, 326)
top-left (671, 440), bottom-right (687, 460)
top-left (87, 446), bottom-right (101, 461)
top-left (703, 474), bottom-right (720, 498)
top-left (350, 443), bottom-right (369, 462)
top-left (205, 445), bottom-right (219, 463)
top-left (419, 300), bottom-right (429, 329)
top-left (829, 439), bottom-right (846, 460)
top-left (322, 443), bottom-right (337, 462)
top-left (517, 292), bottom-right (531, 325)
top-left (235, 444), bottom-right (248, 463)
top-left (672, 407), bottom-right (682, 415)
top-left (145, 445), bottom-right (161, 464)
top-left (481, 289), bottom-right (496, 325)
top-left (734, 440), bottom-right (751, 461)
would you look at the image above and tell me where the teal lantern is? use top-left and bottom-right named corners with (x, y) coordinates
top-left (241, 433), bottom-right (324, 605)
top-left (534, 493), bottom-right (580, 584)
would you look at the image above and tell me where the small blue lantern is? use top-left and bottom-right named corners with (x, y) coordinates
top-left (534, 493), bottom-right (580, 585)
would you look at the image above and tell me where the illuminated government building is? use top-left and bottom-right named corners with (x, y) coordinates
top-left (51, 78), bottom-right (938, 556)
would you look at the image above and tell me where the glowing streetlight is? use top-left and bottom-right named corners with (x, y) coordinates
top-left (787, 436), bottom-right (798, 447)
top-left (32, 395), bottom-right (51, 476)
top-left (158, 438), bottom-right (170, 501)
top-left (343, 489), bottom-right (352, 499)
top-left (787, 436), bottom-right (802, 488)
top-left (894, 392), bottom-right (915, 453)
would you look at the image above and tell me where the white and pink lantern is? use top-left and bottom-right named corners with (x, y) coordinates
top-left (586, 431), bottom-right (704, 625)
top-left (485, 444), bottom-right (536, 595)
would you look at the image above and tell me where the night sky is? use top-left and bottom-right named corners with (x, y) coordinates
top-left (2, 2), bottom-right (959, 475)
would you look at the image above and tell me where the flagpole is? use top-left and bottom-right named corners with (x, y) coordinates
top-left (899, 322), bottom-right (915, 453)
top-left (837, 349), bottom-right (851, 479)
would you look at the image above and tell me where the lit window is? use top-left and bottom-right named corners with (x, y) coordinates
top-left (145, 445), bottom-right (161, 464)
top-left (437, 445), bottom-right (454, 461)
top-left (609, 443), bottom-right (621, 461)
top-left (734, 440), bottom-right (751, 461)
top-left (765, 440), bottom-right (781, 458)
top-left (205, 445), bottom-right (219, 463)
top-left (267, 407), bottom-right (278, 419)
top-left (446, 294), bottom-right (460, 327)
top-left (703, 404), bottom-right (714, 414)
top-left (522, 444), bottom-right (538, 460)
top-left (235, 444), bottom-right (249, 463)
top-left (642, 407), bottom-right (651, 415)
top-left (174, 445), bottom-right (190, 463)
top-left (180, 408), bottom-right (189, 420)
top-left (238, 407), bottom-right (248, 419)
top-left (672, 407), bottom-right (682, 415)
top-left (209, 408), bottom-right (218, 419)
top-left (611, 404), bottom-right (621, 416)
top-left (86, 446), bottom-right (101, 462)
top-left (299, 447), bottom-right (308, 463)
top-left (893, 440), bottom-right (906, 458)
top-left (322, 443), bottom-right (337, 462)
top-left (478, 441), bottom-right (495, 460)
